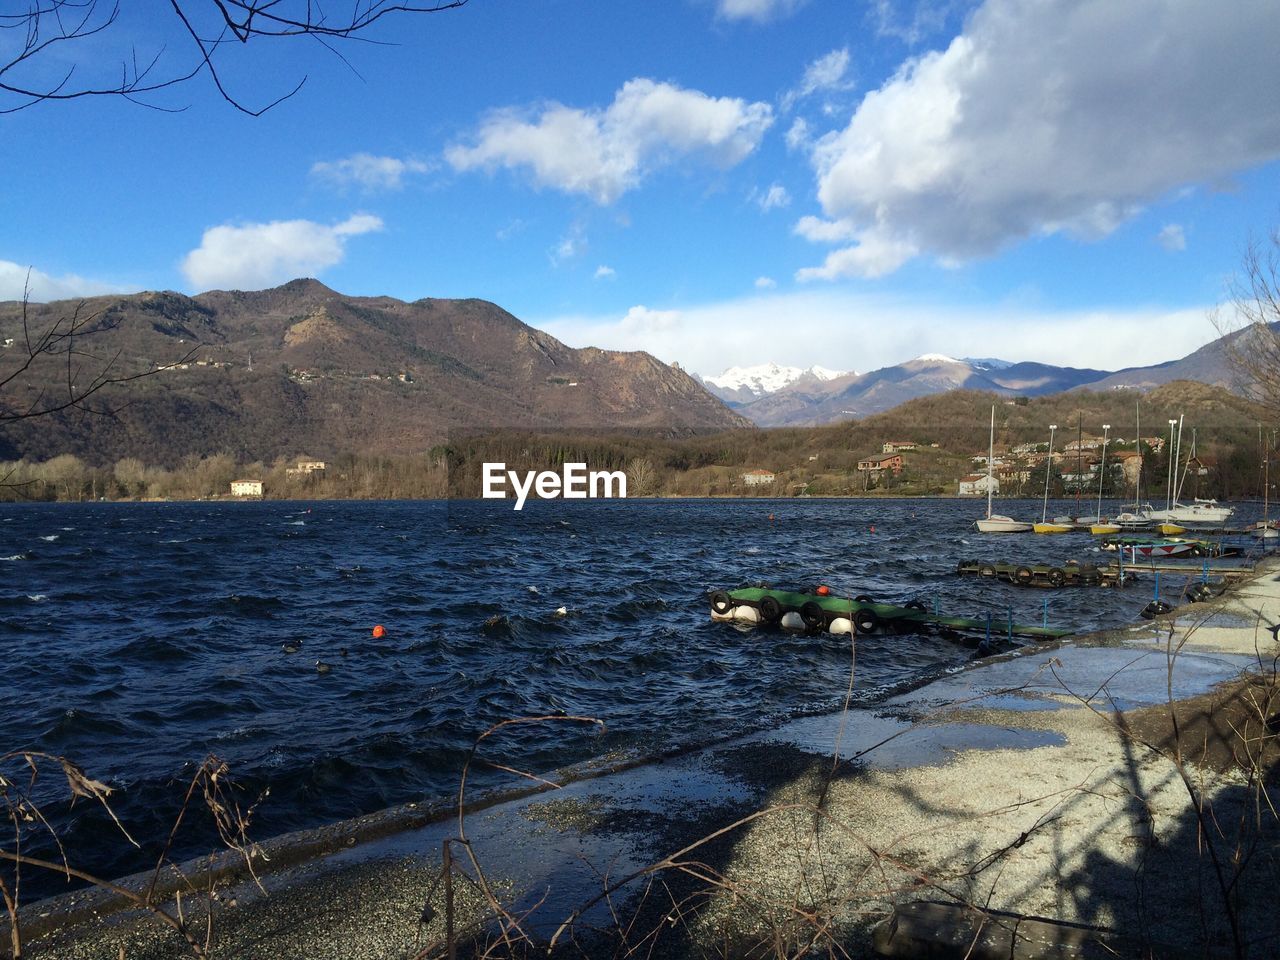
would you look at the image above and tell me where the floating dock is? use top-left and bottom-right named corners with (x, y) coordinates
top-left (955, 559), bottom-right (1128, 588)
top-left (710, 587), bottom-right (1071, 641)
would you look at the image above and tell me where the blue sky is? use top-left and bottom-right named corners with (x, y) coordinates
top-left (3, 0), bottom-right (1279, 377)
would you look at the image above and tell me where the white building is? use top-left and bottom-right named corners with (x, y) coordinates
top-left (741, 469), bottom-right (776, 486)
top-left (958, 474), bottom-right (998, 496)
top-left (230, 480), bottom-right (263, 497)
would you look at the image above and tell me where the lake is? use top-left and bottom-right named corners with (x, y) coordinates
top-left (0, 496), bottom-right (1256, 895)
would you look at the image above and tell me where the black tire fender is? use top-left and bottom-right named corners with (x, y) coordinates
top-left (759, 596), bottom-right (782, 623)
top-left (979, 564), bottom-right (997, 578)
top-left (1048, 567), bottom-right (1066, 587)
top-left (1015, 566), bottom-right (1033, 584)
top-left (855, 608), bottom-right (880, 635)
top-left (710, 590), bottom-right (734, 615)
top-left (800, 601), bottom-right (826, 630)
top-left (1141, 599), bottom-right (1174, 619)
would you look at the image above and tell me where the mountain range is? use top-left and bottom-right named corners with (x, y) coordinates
top-left (0, 277), bottom-right (1260, 466)
top-left (0, 280), bottom-right (747, 466)
top-left (699, 335), bottom-right (1248, 427)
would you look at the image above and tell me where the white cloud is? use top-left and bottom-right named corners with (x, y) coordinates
top-left (754, 276), bottom-right (777, 289)
top-left (446, 78), bottom-right (773, 204)
top-left (594, 265), bottom-right (617, 280)
top-left (0, 261), bottom-right (131, 302)
top-left (792, 215), bottom-right (858, 243)
top-left (496, 219), bottom-right (528, 241)
top-left (755, 183), bottom-right (791, 211)
top-left (537, 290), bottom-right (1219, 379)
top-left (619, 305), bottom-right (681, 334)
top-left (785, 117), bottom-right (812, 152)
top-left (310, 153), bottom-right (432, 191)
top-left (550, 223), bottom-right (588, 266)
top-left (871, 0), bottom-right (969, 46)
top-left (799, 0), bottom-right (1280, 279)
top-left (783, 48), bottom-right (853, 110)
top-left (716, 0), bottom-right (805, 22)
top-left (796, 231), bottom-right (917, 281)
top-left (181, 215), bottom-right (383, 291)
top-left (1157, 223), bottom-right (1187, 252)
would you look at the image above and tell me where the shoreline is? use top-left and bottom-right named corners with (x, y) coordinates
top-left (15, 560), bottom-right (1280, 958)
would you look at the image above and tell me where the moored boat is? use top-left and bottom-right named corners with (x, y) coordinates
top-left (976, 405), bottom-right (1032, 533)
top-left (1033, 521), bottom-right (1073, 534)
top-left (1103, 538), bottom-right (1197, 559)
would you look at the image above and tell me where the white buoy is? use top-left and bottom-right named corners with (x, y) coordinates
top-left (828, 617), bottom-right (853, 635)
top-left (554, 606), bottom-right (568, 617)
top-left (731, 605), bottom-right (760, 623)
top-left (780, 611), bottom-right (805, 631)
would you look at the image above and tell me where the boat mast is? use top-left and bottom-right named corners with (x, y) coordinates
top-left (1041, 423), bottom-right (1057, 523)
top-left (1134, 400), bottom-right (1141, 510)
top-left (1075, 415), bottom-right (1082, 515)
top-left (986, 404), bottom-right (995, 520)
top-left (1096, 422), bottom-right (1111, 520)
top-left (1172, 415), bottom-right (1184, 505)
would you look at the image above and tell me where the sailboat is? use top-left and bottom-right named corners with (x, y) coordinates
top-left (1089, 423), bottom-right (1120, 535)
top-left (1033, 423), bottom-right (1071, 534)
top-left (976, 405), bottom-right (1033, 533)
top-left (1110, 399), bottom-right (1153, 531)
top-left (1145, 416), bottom-right (1235, 526)
top-left (1250, 428), bottom-right (1278, 540)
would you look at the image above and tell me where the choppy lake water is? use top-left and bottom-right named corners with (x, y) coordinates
top-left (1, 497), bottom-right (1266, 894)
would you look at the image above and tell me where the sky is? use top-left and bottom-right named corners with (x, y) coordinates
top-left (3, 0), bottom-right (1280, 378)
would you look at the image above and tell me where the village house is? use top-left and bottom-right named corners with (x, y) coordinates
top-left (857, 454), bottom-right (904, 474)
top-left (1064, 437), bottom-right (1107, 452)
top-left (286, 460), bottom-right (327, 476)
top-left (996, 465), bottom-right (1033, 486)
top-left (230, 480), bottom-right (263, 498)
top-left (741, 469), bottom-right (775, 486)
top-left (958, 474), bottom-right (998, 496)
top-left (1187, 455), bottom-right (1214, 477)
top-left (881, 441), bottom-right (917, 454)
top-left (1112, 450), bottom-right (1144, 485)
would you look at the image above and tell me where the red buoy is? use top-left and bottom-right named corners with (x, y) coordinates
top-left (372, 624), bottom-right (386, 639)
top-left (816, 585), bottom-right (831, 596)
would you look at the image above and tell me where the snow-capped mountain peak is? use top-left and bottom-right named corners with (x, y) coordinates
top-left (701, 362), bottom-right (851, 397)
top-left (808, 365), bottom-right (845, 382)
top-left (912, 353), bottom-right (962, 365)
top-left (963, 357), bottom-right (1015, 371)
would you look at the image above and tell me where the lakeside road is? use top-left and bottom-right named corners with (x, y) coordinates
top-left (17, 563), bottom-right (1280, 959)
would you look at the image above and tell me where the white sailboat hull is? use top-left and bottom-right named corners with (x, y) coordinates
top-left (976, 515), bottom-right (1034, 533)
top-left (1145, 500), bottom-right (1234, 524)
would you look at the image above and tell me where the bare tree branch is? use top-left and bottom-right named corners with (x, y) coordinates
top-left (1, 0), bottom-right (467, 114)
top-left (0, 279), bottom-right (197, 426)
top-left (1218, 228), bottom-right (1280, 420)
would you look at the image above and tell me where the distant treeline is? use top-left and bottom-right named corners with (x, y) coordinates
top-left (2, 384), bottom-right (1274, 503)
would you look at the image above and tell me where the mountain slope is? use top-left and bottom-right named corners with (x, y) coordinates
top-left (0, 280), bottom-right (748, 465)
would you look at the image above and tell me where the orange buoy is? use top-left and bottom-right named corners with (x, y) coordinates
top-left (816, 585), bottom-right (831, 596)
top-left (372, 624), bottom-right (386, 639)
top-left (870, 525), bottom-right (876, 533)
